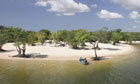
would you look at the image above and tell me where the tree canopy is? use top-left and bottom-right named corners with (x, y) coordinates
top-left (1, 25), bottom-right (140, 52)
top-left (0, 26), bottom-right (7, 51)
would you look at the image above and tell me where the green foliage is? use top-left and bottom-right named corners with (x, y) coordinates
top-left (56, 30), bottom-right (68, 42)
top-left (0, 34), bottom-right (7, 50)
top-left (121, 32), bottom-right (140, 44)
top-left (48, 40), bottom-right (52, 44)
top-left (51, 30), bottom-right (68, 44)
top-left (66, 29), bottom-right (89, 49)
top-left (35, 32), bottom-right (46, 45)
top-left (13, 30), bottom-right (30, 57)
top-left (111, 32), bottom-right (122, 45)
top-left (3, 26), bottom-right (22, 42)
top-left (51, 32), bottom-right (57, 43)
top-left (1, 24), bottom-right (140, 53)
top-left (88, 30), bottom-right (112, 43)
top-left (110, 29), bottom-right (122, 45)
top-left (0, 26), bottom-right (8, 50)
top-left (2, 27), bottom-right (36, 56)
top-left (27, 31), bottom-right (36, 46)
top-left (0, 25), bottom-right (5, 30)
top-left (39, 29), bottom-right (51, 40)
top-left (115, 29), bottom-right (122, 33)
top-left (98, 27), bottom-right (111, 43)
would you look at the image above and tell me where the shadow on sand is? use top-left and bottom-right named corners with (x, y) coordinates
top-left (90, 56), bottom-right (106, 61)
top-left (103, 48), bottom-right (120, 51)
top-left (0, 49), bottom-right (7, 52)
top-left (33, 55), bottom-right (48, 58)
top-left (12, 53), bottom-right (48, 59)
top-left (0, 49), bottom-right (15, 52)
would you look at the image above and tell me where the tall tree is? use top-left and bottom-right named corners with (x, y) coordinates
top-left (66, 29), bottom-right (89, 49)
top-left (39, 29), bottom-right (51, 40)
top-left (121, 32), bottom-right (140, 44)
top-left (111, 32), bottom-right (122, 45)
top-left (27, 31), bottom-right (36, 46)
top-left (51, 32), bottom-right (57, 43)
top-left (3, 27), bottom-right (36, 57)
top-left (98, 27), bottom-right (111, 43)
top-left (35, 32), bottom-right (46, 45)
top-left (3, 26), bottom-right (22, 42)
top-left (14, 30), bottom-right (36, 57)
top-left (0, 26), bottom-right (7, 51)
top-left (13, 30), bottom-right (28, 57)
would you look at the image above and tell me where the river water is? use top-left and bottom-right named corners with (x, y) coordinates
top-left (0, 44), bottom-right (140, 84)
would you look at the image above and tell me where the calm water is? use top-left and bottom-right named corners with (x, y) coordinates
top-left (0, 45), bottom-right (140, 84)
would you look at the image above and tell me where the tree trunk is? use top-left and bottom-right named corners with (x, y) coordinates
top-left (0, 45), bottom-right (2, 50)
top-left (22, 44), bottom-right (26, 57)
top-left (113, 41), bottom-right (116, 45)
top-left (17, 49), bottom-right (22, 57)
top-left (96, 41), bottom-right (100, 50)
top-left (73, 45), bottom-right (78, 49)
top-left (129, 41), bottom-right (132, 45)
top-left (96, 42), bottom-right (99, 48)
top-left (93, 44), bottom-right (98, 58)
top-left (16, 45), bottom-right (22, 57)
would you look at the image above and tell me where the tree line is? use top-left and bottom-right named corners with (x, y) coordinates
top-left (0, 25), bottom-right (140, 57)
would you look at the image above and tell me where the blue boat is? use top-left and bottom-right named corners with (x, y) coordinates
top-left (79, 57), bottom-right (89, 65)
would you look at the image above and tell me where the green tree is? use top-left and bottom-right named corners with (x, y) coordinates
top-left (56, 30), bottom-right (68, 42)
top-left (51, 32), bottom-right (57, 43)
top-left (55, 30), bottom-right (69, 46)
top-left (98, 27), bottom-right (111, 43)
top-left (121, 32), bottom-right (140, 44)
top-left (111, 32), bottom-right (122, 45)
top-left (14, 31), bottom-right (27, 57)
top-left (0, 26), bottom-right (7, 51)
top-left (0, 25), bottom-right (5, 30)
top-left (35, 32), bottom-right (46, 45)
top-left (13, 29), bottom-right (37, 57)
top-left (51, 30), bottom-right (68, 45)
top-left (3, 27), bottom-right (36, 57)
top-left (88, 32), bottom-right (101, 49)
top-left (39, 29), bottom-right (51, 40)
top-left (66, 29), bottom-right (89, 49)
top-left (115, 29), bottom-right (122, 33)
top-left (27, 31), bottom-right (36, 46)
top-left (3, 26), bottom-right (22, 42)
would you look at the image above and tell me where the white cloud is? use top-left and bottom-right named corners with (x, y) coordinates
top-left (91, 4), bottom-right (97, 8)
top-left (96, 9), bottom-right (124, 20)
top-left (134, 20), bottom-right (140, 23)
top-left (35, 0), bottom-right (48, 7)
top-left (111, 0), bottom-right (140, 10)
top-left (132, 25), bottom-right (140, 29)
top-left (133, 26), bottom-right (137, 29)
top-left (129, 11), bottom-right (140, 19)
top-left (35, 0), bottom-right (90, 16)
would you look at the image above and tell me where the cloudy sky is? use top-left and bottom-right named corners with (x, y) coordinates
top-left (0, 0), bottom-right (140, 32)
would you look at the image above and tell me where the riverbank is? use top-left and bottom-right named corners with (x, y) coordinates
top-left (0, 43), bottom-right (135, 60)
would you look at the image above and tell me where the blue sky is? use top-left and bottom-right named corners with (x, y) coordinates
top-left (0, 0), bottom-right (140, 32)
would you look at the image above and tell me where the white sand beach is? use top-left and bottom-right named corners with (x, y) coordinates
top-left (0, 42), bottom-right (135, 60)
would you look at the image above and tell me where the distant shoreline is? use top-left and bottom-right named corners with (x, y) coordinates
top-left (0, 43), bottom-right (135, 60)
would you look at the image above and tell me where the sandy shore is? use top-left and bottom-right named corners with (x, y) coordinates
top-left (0, 43), bottom-right (135, 60)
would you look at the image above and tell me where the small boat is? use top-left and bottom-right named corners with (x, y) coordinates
top-left (79, 57), bottom-right (89, 65)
